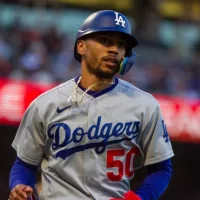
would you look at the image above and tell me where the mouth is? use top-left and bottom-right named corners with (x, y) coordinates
top-left (103, 57), bottom-right (119, 67)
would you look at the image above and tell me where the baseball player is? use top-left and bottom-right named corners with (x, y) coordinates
top-left (9, 10), bottom-right (174, 200)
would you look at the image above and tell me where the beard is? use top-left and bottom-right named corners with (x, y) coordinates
top-left (84, 55), bottom-right (120, 79)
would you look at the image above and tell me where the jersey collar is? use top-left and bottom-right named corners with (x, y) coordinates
top-left (75, 76), bottom-right (118, 98)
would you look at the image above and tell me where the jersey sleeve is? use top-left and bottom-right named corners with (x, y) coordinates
top-left (140, 103), bottom-right (174, 166)
top-left (12, 100), bottom-right (45, 166)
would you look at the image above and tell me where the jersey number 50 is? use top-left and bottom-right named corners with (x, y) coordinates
top-left (107, 147), bottom-right (138, 181)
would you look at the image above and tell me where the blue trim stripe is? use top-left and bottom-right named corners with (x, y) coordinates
top-left (56, 134), bottom-right (137, 160)
top-left (75, 76), bottom-right (118, 98)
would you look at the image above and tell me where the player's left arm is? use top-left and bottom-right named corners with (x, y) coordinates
top-left (141, 103), bottom-right (174, 166)
top-left (110, 158), bottom-right (172, 200)
top-left (135, 158), bottom-right (172, 200)
top-left (111, 100), bottom-right (174, 200)
top-left (134, 101), bottom-right (174, 199)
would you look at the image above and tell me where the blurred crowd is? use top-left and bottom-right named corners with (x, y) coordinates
top-left (0, 22), bottom-right (200, 99)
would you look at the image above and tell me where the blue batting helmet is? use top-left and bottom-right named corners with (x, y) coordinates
top-left (74, 10), bottom-right (138, 75)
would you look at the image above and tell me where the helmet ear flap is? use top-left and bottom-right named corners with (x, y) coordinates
top-left (119, 53), bottom-right (136, 76)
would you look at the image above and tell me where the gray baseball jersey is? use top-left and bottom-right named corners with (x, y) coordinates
top-left (12, 77), bottom-right (174, 200)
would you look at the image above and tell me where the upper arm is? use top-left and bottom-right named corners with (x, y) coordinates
top-left (147, 158), bottom-right (172, 177)
top-left (140, 103), bottom-right (174, 166)
top-left (12, 100), bottom-right (45, 165)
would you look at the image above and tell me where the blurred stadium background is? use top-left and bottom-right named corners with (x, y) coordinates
top-left (0, 0), bottom-right (200, 199)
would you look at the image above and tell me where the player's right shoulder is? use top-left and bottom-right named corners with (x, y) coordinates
top-left (33, 78), bottom-right (75, 104)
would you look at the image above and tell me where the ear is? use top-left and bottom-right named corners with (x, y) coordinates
top-left (77, 40), bottom-right (86, 56)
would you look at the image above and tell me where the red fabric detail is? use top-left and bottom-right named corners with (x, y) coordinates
top-left (110, 190), bottom-right (141, 200)
top-left (123, 191), bottom-right (141, 200)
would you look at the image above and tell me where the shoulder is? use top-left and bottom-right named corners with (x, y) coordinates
top-left (25, 78), bottom-right (75, 112)
top-left (23, 78), bottom-right (76, 119)
top-left (34, 78), bottom-right (75, 103)
top-left (117, 78), bottom-right (159, 109)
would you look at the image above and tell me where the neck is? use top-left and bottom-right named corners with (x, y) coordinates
top-left (80, 67), bottom-right (115, 91)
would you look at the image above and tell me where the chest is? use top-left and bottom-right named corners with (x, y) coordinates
top-left (46, 99), bottom-right (141, 157)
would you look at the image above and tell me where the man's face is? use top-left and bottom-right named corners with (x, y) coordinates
top-left (77, 32), bottom-right (127, 78)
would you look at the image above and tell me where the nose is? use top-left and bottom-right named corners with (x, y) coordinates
top-left (108, 45), bottom-right (119, 55)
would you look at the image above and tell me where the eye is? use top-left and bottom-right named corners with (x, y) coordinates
top-left (118, 41), bottom-right (126, 48)
top-left (99, 37), bottom-right (111, 46)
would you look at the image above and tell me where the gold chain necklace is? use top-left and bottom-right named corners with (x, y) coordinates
top-left (69, 76), bottom-right (115, 105)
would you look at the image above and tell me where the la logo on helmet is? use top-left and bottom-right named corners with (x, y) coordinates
top-left (115, 12), bottom-right (126, 27)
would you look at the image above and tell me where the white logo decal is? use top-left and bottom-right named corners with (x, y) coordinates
top-left (115, 12), bottom-right (126, 27)
top-left (78, 29), bottom-right (90, 33)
